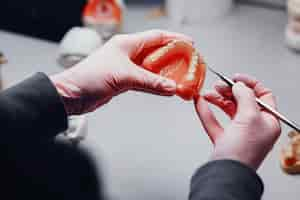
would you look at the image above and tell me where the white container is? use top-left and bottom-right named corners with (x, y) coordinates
top-left (167, 0), bottom-right (233, 24)
top-left (58, 27), bottom-right (103, 68)
top-left (166, 0), bottom-right (186, 24)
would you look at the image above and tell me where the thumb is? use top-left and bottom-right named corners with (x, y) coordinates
top-left (232, 82), bottom-right (259, 118)
top-left (131, 67), bottom-right (177, 96)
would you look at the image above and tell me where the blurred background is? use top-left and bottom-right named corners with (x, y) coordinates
top-left (1, 0), bottom-right (300, 200)
top-left (0, 0), bottom-right (287, 41)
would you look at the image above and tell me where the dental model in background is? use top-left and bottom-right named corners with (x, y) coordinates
top-left (82, 0), bottom-right (124, 40)
top-left (286, 0), bottom-right (300, 51)
top-left (281, 131), bottom-right (300, 174)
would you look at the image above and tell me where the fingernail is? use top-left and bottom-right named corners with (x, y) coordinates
top-left (161, 79), bottom-right (176, 91)
top-left (235, 82), bottom-right (245, 88)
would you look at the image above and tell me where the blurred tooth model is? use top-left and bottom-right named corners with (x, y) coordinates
top-left (286, 0), bottom-right (300, 51)
top-left (82, 0), bottom-right (124, 40)
top-left (0, 52), bottom-right (7, 65)
top-left (58, 27), bottom-right (103, 68)
top-left (281, 131), bottom-right (300, 174)
top-left (0, 52), bottom-right (7, 90)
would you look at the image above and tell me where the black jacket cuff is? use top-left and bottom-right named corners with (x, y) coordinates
top-left (0, 73), bottom-right (68, 141)
top-left (189, 160), bottom-right (264, 200)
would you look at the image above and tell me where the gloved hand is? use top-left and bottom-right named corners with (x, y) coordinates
top-left (51, 30), bottom-right (193, 115)
top-left (194, 74), bottom-right (281, 170)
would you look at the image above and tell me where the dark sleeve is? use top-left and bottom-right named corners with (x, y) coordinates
top-left (0, 72), bottom-right (68, 141)
top-left (189, 160), bottom-right (264, 200)
top-left (0, 73), bottom-right (103, 199)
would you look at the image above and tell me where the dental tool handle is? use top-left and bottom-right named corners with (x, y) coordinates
top-left (208, 66), bottom-right (300, 133)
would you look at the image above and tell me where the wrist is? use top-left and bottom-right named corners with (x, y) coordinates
top-left (211, 149), bottom-right (262, 171)
top-left (50, 74), bottom-right (83, 116)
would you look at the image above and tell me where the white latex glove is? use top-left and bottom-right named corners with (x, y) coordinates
top-left (194, 74), bottom-right (281, 170)
top-left (51, 30), bottom-right (193, 115)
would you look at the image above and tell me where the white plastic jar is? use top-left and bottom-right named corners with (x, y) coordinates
top-left (166, 0), bottom-right (234, 24)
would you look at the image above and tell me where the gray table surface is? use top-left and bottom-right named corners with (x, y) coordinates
top-left (1, 4), bottom-right (299, 200)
